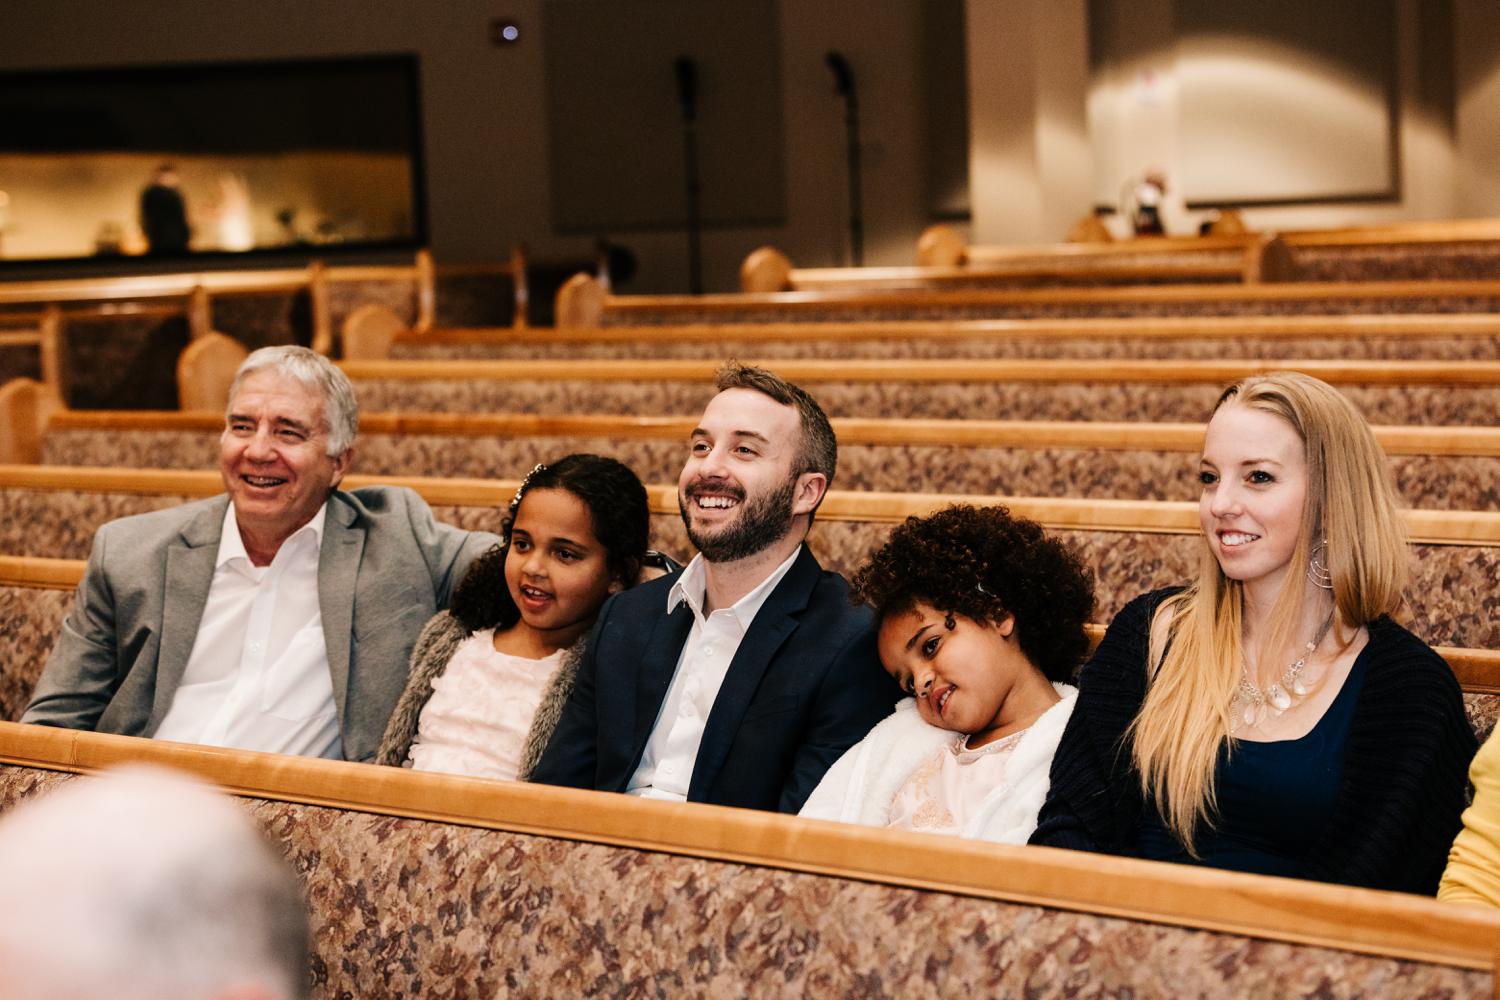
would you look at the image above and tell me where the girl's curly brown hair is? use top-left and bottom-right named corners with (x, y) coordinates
top-left (850, 504), bottom-right (1095, 683)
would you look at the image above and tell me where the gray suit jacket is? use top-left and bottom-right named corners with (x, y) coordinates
top-left (23, 486), bottom-right (497, 762)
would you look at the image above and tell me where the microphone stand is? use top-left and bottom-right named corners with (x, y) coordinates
top-left (826, 51), bottom-right (863, 266)
top-left (675, 56), bottom-right (704, 294)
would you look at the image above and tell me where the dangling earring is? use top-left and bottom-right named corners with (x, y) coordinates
top-left (1307, 538), bottom-right (1333, 590)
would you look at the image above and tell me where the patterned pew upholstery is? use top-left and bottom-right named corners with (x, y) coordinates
top-left (38, 428), bottom-right (1500, 512)
top-left (391, 329), bottom-right (1500, 363)
top-left (1290, 242), bottom-right (1500, 282)
top-left (345, 377), bottom-right (1500, 426)
top-left (3, 487), bottom-right (1494, 652)
top-left (2, 753), bottom-right (1494, 999)
top-left (0, 343), bottom-right (41, 386)
top-left (599, 289), bottom-right (1500, 326)
top-left (0, 584), bottom-right (73, 722)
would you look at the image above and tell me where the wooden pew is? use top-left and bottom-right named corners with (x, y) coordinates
top-left (554, 272), bottom-right (1500, 328)
top-left (333, 357), bottom-right (1500, 426)
top-left (740, 235), bottom-right (1292, 293)
top-left (0, 249), bottom-right (519, 356)
top-left (33, 411), bottom-right (1500, 511)
top-left (2, 726), bottom-right (1496, 997)
top-left (2, 468), bottom-right (1494, 652)
top-left (1280, 218), bottom-right (1500, 282)
top-left (388, 313), bottom-right (1500, 364)
top-left (918, 218), bottom-right (1500, 283)
top-left (0, 266), bottom-right (327, 352)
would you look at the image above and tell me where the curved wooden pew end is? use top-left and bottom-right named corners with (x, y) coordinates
top-left (740, 246), bottom-right (795, 293)
top-left (342, 303), bottom-right (409, 361)
top-left (918, 223), bottom-right (969, 266)
top-left (176, 333), bottom-right (248, 412)
top-left (555, 272), bottom-right (606, 329)
top-left (0, 378), bottom-right (56, 465)
top-left (1067, 215), bottom-right (1115, 244)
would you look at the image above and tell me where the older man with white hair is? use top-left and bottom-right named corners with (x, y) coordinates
top-left (0, 766), bottom-right (309, 1000)
top-left (24, 345), bottom-right (497, 761)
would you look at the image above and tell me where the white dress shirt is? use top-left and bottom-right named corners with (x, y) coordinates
top-left (627, 546), bottom-right (801, 801)
top-left (153, 503), bottom-right (342, 758)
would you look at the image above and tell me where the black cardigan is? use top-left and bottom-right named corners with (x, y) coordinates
top-left (1029, 588), bottom-right (1477, 895)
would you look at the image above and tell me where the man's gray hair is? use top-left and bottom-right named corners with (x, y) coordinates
top-left (0, 766), bottom-right (310, 1000)
top-left (228, 345), bottom-right (359, 456)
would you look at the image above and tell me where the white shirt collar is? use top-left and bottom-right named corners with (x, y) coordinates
top-left (667, 544), bottom-right (802, 627)
top-left (217, 500), bottom-right (328, 569)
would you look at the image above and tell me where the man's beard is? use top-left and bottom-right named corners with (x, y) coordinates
top-left (679, 476), bottom-right (798, 563)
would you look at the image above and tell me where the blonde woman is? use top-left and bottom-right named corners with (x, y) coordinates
top-left (1030, 372), bottom-right (1476, 894)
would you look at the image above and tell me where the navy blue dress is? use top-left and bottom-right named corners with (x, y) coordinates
top-left (1138, 650), bottom-right (1366, 877)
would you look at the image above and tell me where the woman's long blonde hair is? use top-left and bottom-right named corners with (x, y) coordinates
top-left (1128, 372), bottom-right (1408, 852)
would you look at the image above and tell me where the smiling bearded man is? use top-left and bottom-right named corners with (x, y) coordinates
top-left (24, 346), bottom-right (497, 762)
top-left (532, 362), bottom-right (898, 814)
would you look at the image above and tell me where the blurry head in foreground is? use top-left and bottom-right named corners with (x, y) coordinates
top-left (0, 765), bottom-right (309, 1000)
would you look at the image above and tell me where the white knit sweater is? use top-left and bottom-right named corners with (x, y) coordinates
top-left (798, 683), bottom-right (1077, 844)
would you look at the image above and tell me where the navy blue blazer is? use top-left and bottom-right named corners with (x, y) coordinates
top-left (530, 545), bottom-right (899, 813)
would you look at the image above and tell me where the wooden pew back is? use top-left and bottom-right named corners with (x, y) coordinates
top-left (745, 234), bottom-right (1291, 293)
top-left (2, 470), bottom-right (1494, 652)
top-left (2, 551), bottom-right (1495, 748)
top-left (391, 314), bottom-right (1500, 364)
top-left (919, 218), bottom-right (1500, 283)
top-left (558, 273), bottom-right (1500, 327)
top-left (34, 412), bottom-right (1500, 512)
top-left (1, 727), bottom-right (1497, 998)
top-left (336, 358), bottom-right (1500, 427)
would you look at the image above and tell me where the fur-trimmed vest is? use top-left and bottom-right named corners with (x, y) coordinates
top-left (375, 611), bottom-right (585, 779)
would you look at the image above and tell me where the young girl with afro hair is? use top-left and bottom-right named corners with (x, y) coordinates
top-left (799, 504), bottom-right (1095, 843)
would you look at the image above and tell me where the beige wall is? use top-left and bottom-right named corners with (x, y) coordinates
top-left (964, 0), bottom-right (1091, 244)
top-left (1455, 0), bottom-right (1500, 218)
top-left (1079, 0), bottom-right (1480, 236)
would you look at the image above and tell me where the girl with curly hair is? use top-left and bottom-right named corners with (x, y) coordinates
top-left (799, 504), bottom-right (1095, 843)
top-left (1032, 373), bottom-right (1474, 893)
top-left (376, 454), bottom-right (668, 779)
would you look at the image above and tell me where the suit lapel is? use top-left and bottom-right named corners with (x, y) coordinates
top-left (148, 497), bottom-right (230, 731)
top-left (687, 546), bottom-right (819, 801)
top-left (317, 494), bottom-right (365, 726)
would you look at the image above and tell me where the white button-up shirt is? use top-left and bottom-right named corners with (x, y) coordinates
top-left (153, 502), bottom-right (342, 758)
top-left (627, 546), bottom-right (800, 800)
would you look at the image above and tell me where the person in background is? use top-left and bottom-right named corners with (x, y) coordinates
top-left (140, 162), bottom-right (191, 255)
top-left (1032, 371), bottom-right (1475, 894)
top-left (0, 765), bottom-right (309, 1000)
top-left (800, 504), bottom-right (1093, 844)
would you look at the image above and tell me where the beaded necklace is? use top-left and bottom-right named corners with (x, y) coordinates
top-left (1230, 611), bottom-right (1336, 733)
